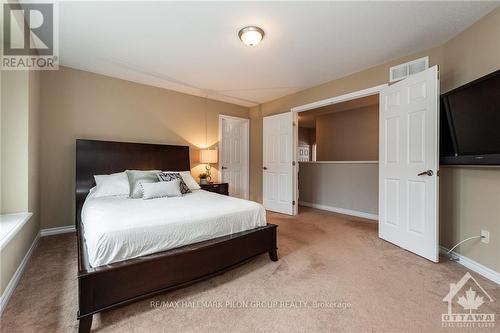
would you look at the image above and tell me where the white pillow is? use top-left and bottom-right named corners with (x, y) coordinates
top-left (142, 179), bottom-right (182, 199)
top-left (93, 172), bottom-right (130, 198)
top-left (126, 170), bottom-right (160, 198)
top-left (166, 170), bottom-right (200, 190)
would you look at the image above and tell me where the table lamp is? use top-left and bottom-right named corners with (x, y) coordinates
top-left (200, 149), bottom-right (218, 182)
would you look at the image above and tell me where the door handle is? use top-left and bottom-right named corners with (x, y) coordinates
top-left (263, 166), bottom-right (267, 170)
top-left (221, 166), bottom-right (227, 170)
top-left (418, 170), bottom-right (433, 176)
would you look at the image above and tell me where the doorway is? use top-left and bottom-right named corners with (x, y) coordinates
top-left (290, 85), bottom-right (387, 218)
top-left (294, 89), bottom-right (382, 220)
top-left (285, 66), bottom-right (440, 262)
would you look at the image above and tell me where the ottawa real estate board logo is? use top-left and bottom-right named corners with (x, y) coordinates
top-left (442, 272), bottom-right (495, 328)
top-left (2, 2), bottom-right (58, 70)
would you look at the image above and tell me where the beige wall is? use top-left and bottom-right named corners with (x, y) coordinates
top-left (0, 59), bottom-right (40, 216)
top-left (249, 106), bottom-right (263, 202)
top-left (439, 167), bottom-right (500, 271)
top-left (316, 105), bottom-right (378, 161)
top-left (0, 69), bottom-right (2, 209)
top-left (298, 127), bottom-right (315, 147)
top-left (0, 67), bottom-right (40, 297)
top-left (28, 71), bottom-right (41, 216)
top-left (438, 8), bottom-right (500, 272)
top-left (251, 8), bottom-right (500, 272)
top-left (39, 67), bottom-right (249, 229)
top-left (299, 162), bottom-right (378, 216)
top-left (1, 71), bottom-right (30, 213)
top-left (440, 8), bottom-right (500, 93)
top-left (0, 1), bottom-right (41, 298)
top-left (249, 46), bottom-right (444, 202)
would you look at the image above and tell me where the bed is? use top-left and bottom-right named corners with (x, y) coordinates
top-left (76, 139), bottom-right (278, 333)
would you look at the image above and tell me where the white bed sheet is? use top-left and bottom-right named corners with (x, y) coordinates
top-left (81, 190), bottom-right (266, 267)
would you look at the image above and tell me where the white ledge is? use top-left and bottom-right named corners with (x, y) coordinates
top-left (0, 212), bottom-right (33, 251)
top-left (299, 161), bottom-right (378, 164)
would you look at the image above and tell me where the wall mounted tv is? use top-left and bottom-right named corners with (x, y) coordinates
top-left (440, 69), bottom-right (500, 165)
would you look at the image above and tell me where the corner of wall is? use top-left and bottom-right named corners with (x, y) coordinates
top-left (249, 105), bottom-right (263, 202)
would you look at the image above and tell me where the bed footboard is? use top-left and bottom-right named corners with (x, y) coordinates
top-left (77, 224), bottom-right (277, 332)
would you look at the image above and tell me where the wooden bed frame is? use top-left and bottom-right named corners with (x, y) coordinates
top-left (75, 139), bottom-right (278, 333)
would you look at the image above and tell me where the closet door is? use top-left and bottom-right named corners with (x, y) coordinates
top-left (219, 115), bottom-right (249, 199)
top-left (379, 65), bottom-right (440, 262)
top-left (263, 112), bottom-right (294, 215)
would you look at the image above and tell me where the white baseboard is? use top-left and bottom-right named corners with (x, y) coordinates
top-left (299, 201), bottom-right (378, 221)
top-left (40, 225), bottom-right (76, 237)
top-left (0, 232), bottom-right (40, 314)
top-left (440, 246), bottom-right (500, 285)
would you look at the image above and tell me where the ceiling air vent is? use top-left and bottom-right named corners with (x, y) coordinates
top-left (389, 56), bottom-right (429, 82)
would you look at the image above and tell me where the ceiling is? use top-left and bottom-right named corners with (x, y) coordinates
top-left (298, 94), bottom-right (379, 128)
top-left (58, 2), bottom-right (498, 107)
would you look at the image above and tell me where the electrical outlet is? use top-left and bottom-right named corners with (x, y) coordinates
top-left (481, 230), bottom-right (490, 244)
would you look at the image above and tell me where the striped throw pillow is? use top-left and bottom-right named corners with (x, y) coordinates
top-left (157, 172), bottom-right (191, 194)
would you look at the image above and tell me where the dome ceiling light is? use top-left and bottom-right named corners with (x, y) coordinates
top-left (238, 26), bottom-right (265, 47)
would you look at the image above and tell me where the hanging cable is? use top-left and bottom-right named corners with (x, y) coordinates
top-left (446, 235), bottom-right (484, 261)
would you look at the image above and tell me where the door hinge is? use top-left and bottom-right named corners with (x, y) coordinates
top-left (293, 121), bottom-right (296, 127)
top-left (292, 161), bottom-right (296, 166)
top-left (292, 200), bottom-right (296, 205)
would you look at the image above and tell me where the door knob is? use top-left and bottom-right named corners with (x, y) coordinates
top-left (417, 170), bottom-right (433, 176)
top-left (263, 166), bottom-right (267, 170)
top-left (221, 166), bottom-right (227, 170)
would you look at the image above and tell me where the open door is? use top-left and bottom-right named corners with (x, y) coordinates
top-left (263, 112), bottom-right (294, 215)
top-left (379, 65), bottom-right (440, 262)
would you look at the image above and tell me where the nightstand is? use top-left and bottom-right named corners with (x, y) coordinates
top-left (199, 182), bottom-right (229, 196)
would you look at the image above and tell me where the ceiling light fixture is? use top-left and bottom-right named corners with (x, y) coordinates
top-left (238, 26), bottom-right (265, 47)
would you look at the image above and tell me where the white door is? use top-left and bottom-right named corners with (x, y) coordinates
top-left (263, 112), bottom-right (294, 215)
top-left (379, 65), bottom-right (440, 262)
top-left (219, 115), bottom-right (249, 199)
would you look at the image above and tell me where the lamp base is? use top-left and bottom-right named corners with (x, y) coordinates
top-left (205, 163), bottom-right (212, 182)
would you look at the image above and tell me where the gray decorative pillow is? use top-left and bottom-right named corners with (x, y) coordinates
top-left (142, 179), bottom-right (182, 199)
top-left (157, 172), bottom-right (191, 194)
top-left (126, 170), bottom-right (160, 198)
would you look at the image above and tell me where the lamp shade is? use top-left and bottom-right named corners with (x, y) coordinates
top-left (200, 149), bottom-right (218, 164)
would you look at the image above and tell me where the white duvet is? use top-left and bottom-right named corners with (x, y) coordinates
top-left (82, 190), bottom-right (267, 267)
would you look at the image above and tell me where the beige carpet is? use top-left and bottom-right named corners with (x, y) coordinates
top-left (1, 207), bottom-right (499, 332)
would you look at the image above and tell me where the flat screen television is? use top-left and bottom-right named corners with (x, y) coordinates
top-left (440, 69), bottom-right (500, 165)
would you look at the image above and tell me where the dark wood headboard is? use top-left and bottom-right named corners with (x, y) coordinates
top-left (75, 139), bottom-right (190, 227)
